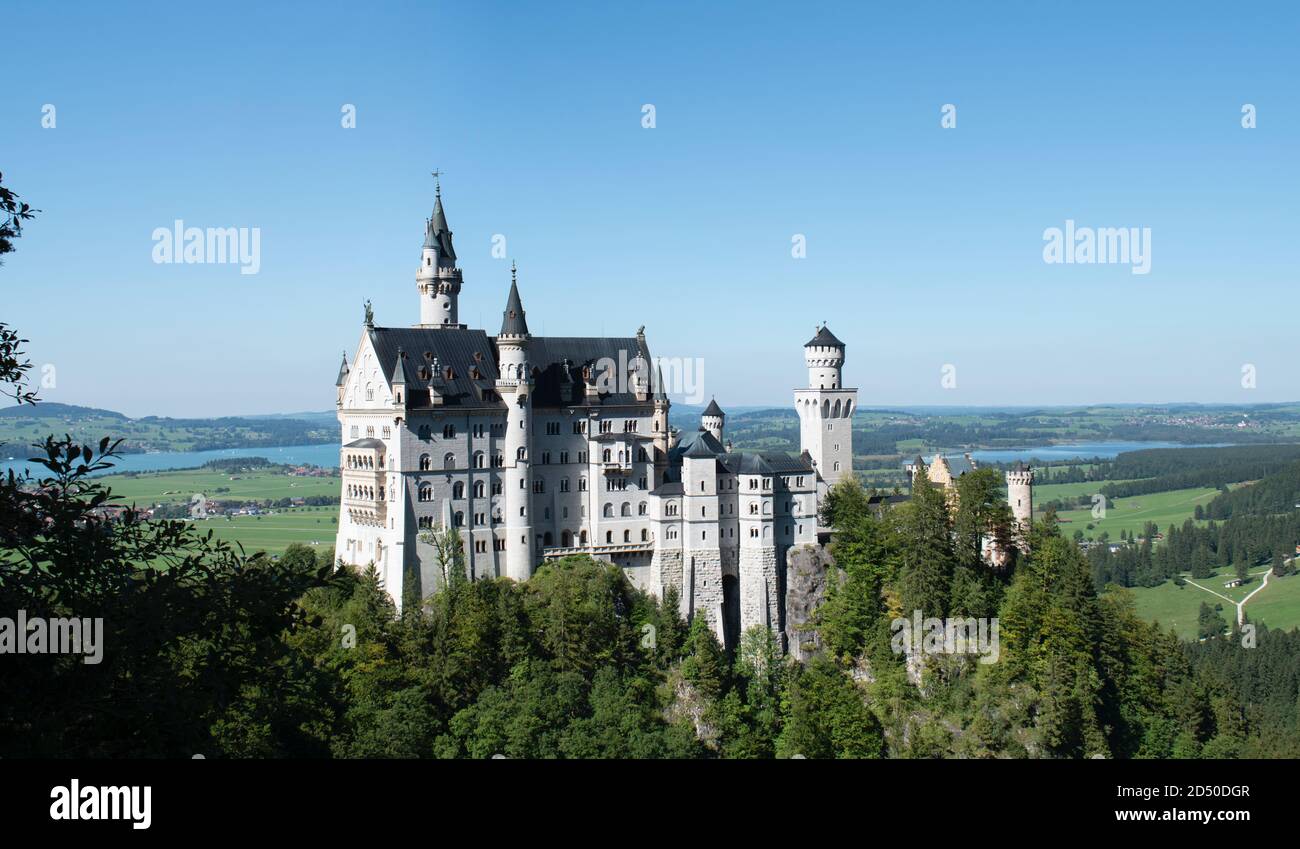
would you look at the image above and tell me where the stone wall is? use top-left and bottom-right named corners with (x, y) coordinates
top-left (784, 543), bottom-right (836, 662)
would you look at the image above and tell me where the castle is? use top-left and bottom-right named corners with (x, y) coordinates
top-left (334, 183), bottom-right (1031, 649)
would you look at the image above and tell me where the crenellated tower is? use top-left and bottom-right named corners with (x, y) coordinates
top-left (1006, 461), bottom-right (1034, 542)
top-left (794, 324), bottom-right (856, 489)
top-left (496, 262), bottom-right (534, 581)
top-left (417, 177), bottom-right (464, 328)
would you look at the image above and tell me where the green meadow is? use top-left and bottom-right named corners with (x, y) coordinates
top-left (1054, 486), bottom-right (1220, 541)
top-left (1128, 564), bottom-right (1300, 640)
top-left (102, 469), bottom-right (340, 508)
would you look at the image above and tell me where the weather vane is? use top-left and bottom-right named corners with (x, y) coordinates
top-left (431, 169), bottom-right (445, 196)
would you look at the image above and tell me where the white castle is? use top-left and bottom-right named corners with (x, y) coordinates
top-left (333, 184), bottom-right (1030, 649)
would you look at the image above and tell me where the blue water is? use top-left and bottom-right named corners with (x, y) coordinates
top-left (0, 442), bottom-right (340, 478)
top-left (966, 441), bottom-right (1224, 464)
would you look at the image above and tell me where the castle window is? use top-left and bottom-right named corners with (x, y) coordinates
top-left (638, 501), bottom-right (647, 516)
top-left (606, 531), bottom-right (613, 544)
top-left (603, 503), bottom-right (614, 518)
top-left (623, 530), bottom-right (631, 543)
top-left (418, 516), bottom-right (433, 529)
top-left (474, 481), bottom-right (485, 498)
top-left (453, 511), bottom-right (464, 527)
top-left (443, 424), bottom-right (456, 438)
top-left (492, 481), bottom-right (503, 496)
top-left (418, 484), bottom-right (432, 502)
top-left (578, 477), bottom-right (588, 492)
top-left (641, 529), bottom-right (648, 541)
top-left (473, 451), bottom-right (485, 469)
top-left (533, 480), bottom-right (545, 494)
top-left (419, 453), bottom-right (431, 471)
top-left (366, 383), bottom-right (374, 401)
top-left (453, 482), bottom-right (465, 499)
top-left (560, 478), bottom-right (570, 493)
top-left (833, 461), bottom-right (841, 472)
top-left (621, 503), bottom-right (631, 517)
top-left (517, 447), bottom-right (527, 461)
top-left (418, 424), bottom-right (431, 440)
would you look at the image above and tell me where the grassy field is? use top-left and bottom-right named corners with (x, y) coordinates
top-left (193, 508), bottom-right (338, 556)
top-left (1054, 486), bottom-right (1220, 541)
top-left (1128, 564), bottom-right (1300, 639)
top-left (102, 469), bottom-right (340, 508)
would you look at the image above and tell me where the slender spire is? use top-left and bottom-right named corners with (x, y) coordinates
top-left (335, 350), bottom-right (350, 386)
top-left (423, 173), bottom-right (456, 263)
top-left (500, 261), bottom-right (529, 336)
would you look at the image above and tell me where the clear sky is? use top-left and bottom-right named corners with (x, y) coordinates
top-left (3, 1), bottom-right (1297, 417)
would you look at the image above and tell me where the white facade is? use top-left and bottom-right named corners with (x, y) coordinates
top-left (334, 188), bottom-right (849, 650)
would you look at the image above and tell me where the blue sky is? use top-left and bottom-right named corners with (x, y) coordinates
top-left (3, 1), bottom-right (1297, 417)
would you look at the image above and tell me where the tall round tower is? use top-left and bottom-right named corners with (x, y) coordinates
top-left (417, 179), bottom-right (464, 328)
top-left (794, 324), bottom-right (856, 488)
top-left (496, 263), bottom-right (533, 581)
top-left (1006, 461), bottom-right (1034, 534)
top-left (804, 326), bottom-right (845, 389)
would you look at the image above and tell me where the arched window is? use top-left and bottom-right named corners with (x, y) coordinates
top-left (561, 530), bottom-right (572, 547)
top-left (623, 530), bottom-right (631, 543)
top-left (620, 502), bottom-right (631, 517)
top-left (602, 503), bottom-right (614, 518)
top-left (418, 484), bottom-right (432, 502)
top-left (419, 453), bottom-right (430, 471)
top-left (517, 447), bottom-right (527, 461)
top-left (638, 501), bottom-right (647, 516)
top-left (605, 531), bottom-right (613, 544)
top-left (453, 481), bottom-right (465, 499)
top-left (580, 530), bottom-right (588, 545)
top-left (453, 511), bottom-right (464, 527)
top-left (366, 383), bottom-right (374, 401)
top-left (473, 481), bottom-right (485, 498)
top-left (641, 528), bottom-right (648, 541)
top-left (444, 452), bottom-right (455, 470)
top-left (473, 451), bottom-right (485, 469)
top-left (602, 449), bottom-right (611, 463)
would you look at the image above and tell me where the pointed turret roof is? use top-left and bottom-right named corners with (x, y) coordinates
top-left (423, 187), bottom-right (456, 263)
top-left (653, 361), bottom-right (668, 402)
top-left (702, 397), bottom-right (725, 418)
top-left (804, 324), bottom-right (845, 348)
top-left (391, 348), bottom-right (419, 386)
top-left (500, 264), bottom-right (529, 336)
top-left (335, 351), bottom-right (350, 386)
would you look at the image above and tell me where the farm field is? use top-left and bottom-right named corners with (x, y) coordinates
top-left (191, 507), bottom-right (339, 556)
top-left (1054, 486), bottom-right (1219, 541)
top-left (100, 469), bottom-right (340, 507)
top-left (1128, 564), bottom-right (1300, 640)
top-left (1033, 478), bottom-right (1140, 505)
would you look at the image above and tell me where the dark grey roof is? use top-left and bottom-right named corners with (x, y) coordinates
top-left (719, 451), bottom-right (815, 475)
top-left (671, 428), bottom-right (726, 462)
top-left (652, 481), bottom-right (683, 496)
top-left (653, 361), bottom-right (667, 402)
top-left (525, 336), bottom-right (655, 409)
top-left (370, 327), bottom-right (500, 408)
top-left (683, 435), bottom-right (718, 459)
top-left (344, 438), bottom-right (386, 449)
top-left (424, 195), bottom-right (456, 264)
top-left (391, 348), bottom-right (420, 386)
top-left (500, 278), bottom-right (529, 336)
top-left (702, 398), bottom-right (725, 418)
top-left (335, 352), bottom-right (350, 386)
top-left (805, 325), bottom-right (845, 348)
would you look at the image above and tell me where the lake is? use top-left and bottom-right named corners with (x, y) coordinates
top-left (966, 441), bottom-right (1227, 464)
top-left (1, 442), bottom-right (341, 478)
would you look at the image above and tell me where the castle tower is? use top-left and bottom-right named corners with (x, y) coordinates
top-left (681, 437), bottom-right (724, 644)
top-left (496, 263), bottom-right (534, 581)
top-left (1006, 461), bottom-right (1034, 538)
top-left (794, 324), bottom-right (857, 488)
top-left (701, 398), bottom-right (725, 443)
top-left (335, 350), bottom-right (349, 408)
top-left (417, 178), bottom-right (464, 328)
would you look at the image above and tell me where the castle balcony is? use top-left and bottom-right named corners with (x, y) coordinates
top-left (542, 541), bottom-right (654, 560)
top-left (601, 459), bottom-right (633, 475)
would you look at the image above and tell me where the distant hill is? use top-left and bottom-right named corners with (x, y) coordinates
top-left (0, 402), bottom-right (127, 420)
top-left (0, 402), bottom-right (335, 454)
